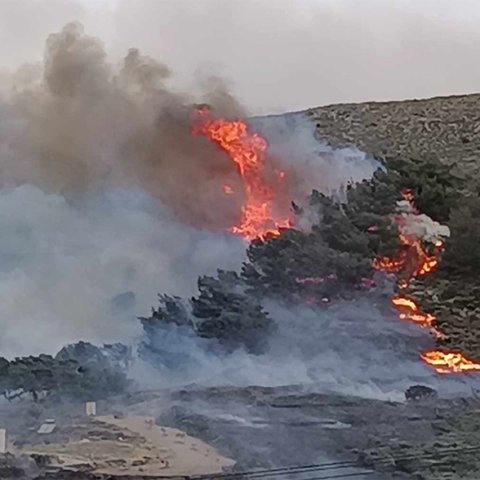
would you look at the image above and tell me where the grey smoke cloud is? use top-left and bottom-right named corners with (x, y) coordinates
top-left (0, 21), bottom-right (247, 229)
top-left (0, 184), bottom-right (247, 358)
top-left (0, 20), bottom-right (380, 362)
top-left (2, 0), bottom-right (480, 113)
top-left (0, 8), bottom-right (470, 409)
top-left (134, 298), bottom-right (480, 400)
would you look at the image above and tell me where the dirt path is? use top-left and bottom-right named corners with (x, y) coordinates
top-left (21, 414), bottom-right (235, 477)
top-left (96, 414), bottom-right (235, 476)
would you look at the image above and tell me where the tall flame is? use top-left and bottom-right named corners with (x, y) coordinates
top-left (192, 106), bottom-right (291, 240)
top-left (374, 190), bottom-right (480, 374)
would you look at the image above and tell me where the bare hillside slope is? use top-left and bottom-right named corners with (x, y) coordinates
top-left (308, 93), bottom-right (480, 185)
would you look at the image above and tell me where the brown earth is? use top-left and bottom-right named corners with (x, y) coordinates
top-left (19, 414), bottom-right (234, 478)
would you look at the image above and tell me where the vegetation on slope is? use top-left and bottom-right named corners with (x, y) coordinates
top-left (309, 96), bottom-right (480, 358)
top-left (142, 96), bottom-right (480, 361)
top-left (0, 342), bottom-right (130, 402)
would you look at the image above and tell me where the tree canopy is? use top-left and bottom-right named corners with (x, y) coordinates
top-left (0, 342), bottom-right (129, 402)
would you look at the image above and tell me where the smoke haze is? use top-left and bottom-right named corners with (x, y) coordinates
top-left (135, 298), bottom-right (480, 400)
top-left (0, 185), bottom-right (247, 358)
top-left (2, 0), bottom-right (480, 113)
top-left (0, 21), bottom-right (380, 363)
top-left (0, 11), bottom-right (467, 401)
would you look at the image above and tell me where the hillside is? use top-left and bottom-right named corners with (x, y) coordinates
top-left (306, 94), bottom-right (480, 361)
top-left (308, 93), bottom-right (480, 186)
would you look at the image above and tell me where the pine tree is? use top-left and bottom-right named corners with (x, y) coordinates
top-left (192, 270), bottom-right (274, 353)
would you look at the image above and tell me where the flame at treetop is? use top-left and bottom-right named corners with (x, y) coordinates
top-left (192, 106), bottom-right (291, 240)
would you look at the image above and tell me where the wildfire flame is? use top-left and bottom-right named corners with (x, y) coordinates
top-left (374, 189), bottom-right (480, 374)
top-left (372, 223), bottom-right (442, 284)
top-left (420, 350), bottom-right (480, 374)
top-left (392, 294), bottom-right (436, 328)
top-left (371, 189), bottom-right (445, 284)
top-left (192, 106), bottom-right (291, 240)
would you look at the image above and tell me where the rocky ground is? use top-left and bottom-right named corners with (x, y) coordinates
top-left (307, 94), bottom-right (480, 185)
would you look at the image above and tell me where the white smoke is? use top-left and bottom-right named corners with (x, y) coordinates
top-left (251, 112), bottom-right (381, 202)
top-left (132, 298), bottom-right (480, 400)
top-left (1, 22), bottom-right (446, 404)
top-left (0, 185), bottom-right (245, 358)
top-left (396, 199), bottom-right (451, 244)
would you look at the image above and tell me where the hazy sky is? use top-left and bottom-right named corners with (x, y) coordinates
top-left (1, 0), bottom-right (480, 114)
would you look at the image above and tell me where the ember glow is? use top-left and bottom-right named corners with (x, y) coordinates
top-left (192, 107), bottom-right (291, 240)
top-left (372, 254), bottom-right (405, 274)
top-left (421, 350), bottom-right (480, 374)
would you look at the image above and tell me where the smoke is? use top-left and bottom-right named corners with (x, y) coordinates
top-left (0, 22), bottom-right (249, 230)
top-left (4, 1), bottom-right (480, 113)
top-left (0, 22), bottom-right (386, 398)
top-left (0, 184), bottom-right (246, 358)
top-left (250, 112), bottom-right (380, 202)
top-left (0, 19), bottom-right (379, 219)
top-left (133, 297), bottom-right (480, 400)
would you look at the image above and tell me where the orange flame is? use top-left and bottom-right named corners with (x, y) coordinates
top-left (192, 107), bottom-right (291, 240)
top-left (401, 188), bottom-right (415, 203)
top-left (372, 254), bottom-right (406, 274)
top-left (391, 294), bottom-right (436, 328)
top-left (372, 190), bottom-right (442, 284)
top-left (421, 350), bottom-right (480, 374)
top-left (373, 234), bottom-right (440, 282)
top-left (375, 190), bottom-right (480, 374)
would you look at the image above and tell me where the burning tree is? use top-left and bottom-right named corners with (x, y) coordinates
top-left (241, 170), bottom-right (402, 304)
top-left (192, 106), bottom-right (291, 240)
top-left (141, 105), bottom-right (480, 375)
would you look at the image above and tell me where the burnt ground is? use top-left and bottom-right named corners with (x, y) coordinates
top-left (112, 385), bottom-right (480, 480)
top-left (1, 385), bottom-right (480, 479)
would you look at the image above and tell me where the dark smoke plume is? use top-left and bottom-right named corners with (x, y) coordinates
top-left (0, 22), bottom-right (379, 372)
top-left (0, 22), bottom-right (246, 229)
